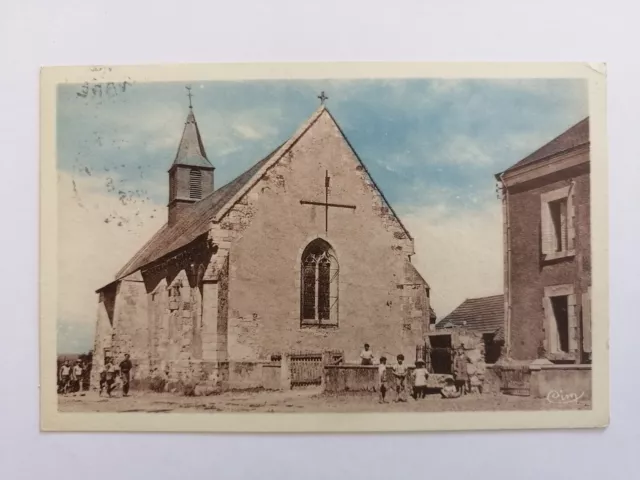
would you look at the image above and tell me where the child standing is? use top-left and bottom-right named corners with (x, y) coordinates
top-left (378, 356), bottom-right (390, 403)
top-left (453, 348), bottom-right (468, 395)
top-left (412, 360), bottom-right (429, 399)
top-left (393, 354), bottom-right (408, 402)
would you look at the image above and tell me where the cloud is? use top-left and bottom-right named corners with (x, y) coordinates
top-left (432, 134), bottom-right (494, 166)
top-left (402, 201), bottom-right (503, 319)
top-left (57, 171), bottom-right (165, 332)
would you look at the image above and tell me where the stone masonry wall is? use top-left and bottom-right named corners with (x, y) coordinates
top-left (90, 284), bottom-right (116, 389)
top-left (508, 159), bottom-right (590, 361)
top-left (109, 273), bottom-right (150, 384)
top-left (217, 110), bottom-right (427, 368)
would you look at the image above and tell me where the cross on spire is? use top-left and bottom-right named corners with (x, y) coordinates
top-left (300, 170), bottom-right (356, 233)
top-left (186, 86), bottom-right (194, 109)
top-left (317, 91), bottom-right (329, 105)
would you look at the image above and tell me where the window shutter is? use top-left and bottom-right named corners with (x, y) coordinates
top-left (568, 294), bottom-right (578, 353)
top-left (541, 201), bottom-right (554, 255)
top-left (567, 182), bottom-right (576, 251)
top-left (542, 296), bottom-right (554, 354)
top-left (582, 288), bottom-right (592, 353)
top-left (560, 200), bottom-right (568, 251)
top-left (189, 169), bottom-right (202, 199)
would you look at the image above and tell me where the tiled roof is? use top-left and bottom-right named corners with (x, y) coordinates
top-left (436, 294), bottom-right (504, 333)
top-left (502, 117), bottom-right (589, 174)
top-left (172, 109), bottom-right (213, 169)
top-left (114, 144), bottom-right (282, 280)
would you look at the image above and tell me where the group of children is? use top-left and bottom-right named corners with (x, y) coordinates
top-left (376, 354), bottom-right (431, 403)
top-left (358, 344), bottom-right (465, 403)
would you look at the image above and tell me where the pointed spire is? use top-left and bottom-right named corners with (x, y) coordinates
top-left (172, 89), bottom-right (213, 169)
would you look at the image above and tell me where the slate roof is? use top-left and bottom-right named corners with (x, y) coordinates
top-left (115, 144), bottom-right (282, 280)
top-left (500, 117), bottom-right (589, 175)
top-left (171, 109), bottom-right (213, 169)
top-left (436, 294), bottom-right (504, 333)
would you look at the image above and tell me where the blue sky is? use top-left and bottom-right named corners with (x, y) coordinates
top-left (57, 78), bottom-right (588, 353)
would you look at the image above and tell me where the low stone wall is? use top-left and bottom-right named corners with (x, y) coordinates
top-left (323, 365), bottom-right (454, 393)
top-left (226, 361), bottom-right (271, 390)
top-left (483, 365), bottom-right (502, 394)
top-left (529, 364), bottom-right (592, 401)
top-left (262, 363), bottom-right (282, 390)
top-left (324, 365), bottom-right (378, 392)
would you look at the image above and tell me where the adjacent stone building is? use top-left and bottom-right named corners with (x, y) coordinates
top-left (91, 100), bottom-right (433, 391)
top-left (436, 295), bottom-right (505, 364)
top-left (496, 117), bottom-right (591, 365)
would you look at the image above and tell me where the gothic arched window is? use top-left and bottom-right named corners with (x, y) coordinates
top-left (301, 239), bottom-right (339, 327)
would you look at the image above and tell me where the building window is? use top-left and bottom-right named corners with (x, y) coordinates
top-left (550, 295), bottom-right (570, 353)
top-left (300, 239), bottom-right (338, 327)
top-left (189, 169), bottom-right (202, 199)
top-left (541, 184), bottom-right (575, 261)
top-left (543, 285), bottom-right (578, 360)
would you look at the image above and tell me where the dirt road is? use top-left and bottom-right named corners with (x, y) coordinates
top-left (58, 388), bottom-right (591, 413)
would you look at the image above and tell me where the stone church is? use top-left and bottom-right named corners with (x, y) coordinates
top-left (91, 95), bottom-right (433, 391)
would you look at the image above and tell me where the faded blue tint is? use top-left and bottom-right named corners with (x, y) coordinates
top-left (57, 78), bottom-right (588, 212)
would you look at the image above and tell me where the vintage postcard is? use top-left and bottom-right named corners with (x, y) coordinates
top-left (40, 62), bottom-right (609, 432)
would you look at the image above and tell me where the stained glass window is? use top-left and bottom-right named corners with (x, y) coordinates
top-left (300, 239), bottom-right (338, 326)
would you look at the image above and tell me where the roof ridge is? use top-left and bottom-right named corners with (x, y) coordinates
top-left (211, 105), bottom-right (327, 223)
top-left (499, 116), bottom-right (589, 175)
top-left (323, 107), bottom-right (414, 242)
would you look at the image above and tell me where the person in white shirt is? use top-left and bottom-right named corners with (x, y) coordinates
top-left (441, 377), bottom-right (462, 399)
top-left (393, 354), bottom-right (409, 402)
top-left (59, 361), bottom-right (71, 395)
top-left (72, 361), bottom-right (84, 394)
top-left (360, 344), bottom-right (374, 365)
top-left (412, 360), bottom-right (429, 400)
top-left (378, 356), bottom-right (390, 403)
top-left (105, 361), bottom-right (118, 397)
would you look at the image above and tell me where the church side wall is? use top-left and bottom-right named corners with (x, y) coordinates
top-left (218, 112), bottom-right (425, 375)
top-left (90, 285), bottom-right (116, 390)
top-left (110, 274), bottom-right (151, 386)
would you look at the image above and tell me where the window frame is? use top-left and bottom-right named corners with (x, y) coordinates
top-left (540, 184), bottom-right (576, 261)
top-left (299, 239), bottom-right (339, 329)
top-left (542, 284), bottom-right (578, 362)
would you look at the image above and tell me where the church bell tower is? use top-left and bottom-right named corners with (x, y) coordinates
top-left (168, 87), bottom-right (214, 226)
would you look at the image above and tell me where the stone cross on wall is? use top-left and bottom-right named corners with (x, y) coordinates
top-left (300, 170), bottom-right (356, 233)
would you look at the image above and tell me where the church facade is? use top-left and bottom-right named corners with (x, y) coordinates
top-left (91, 100), bottom-right (433, 391)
